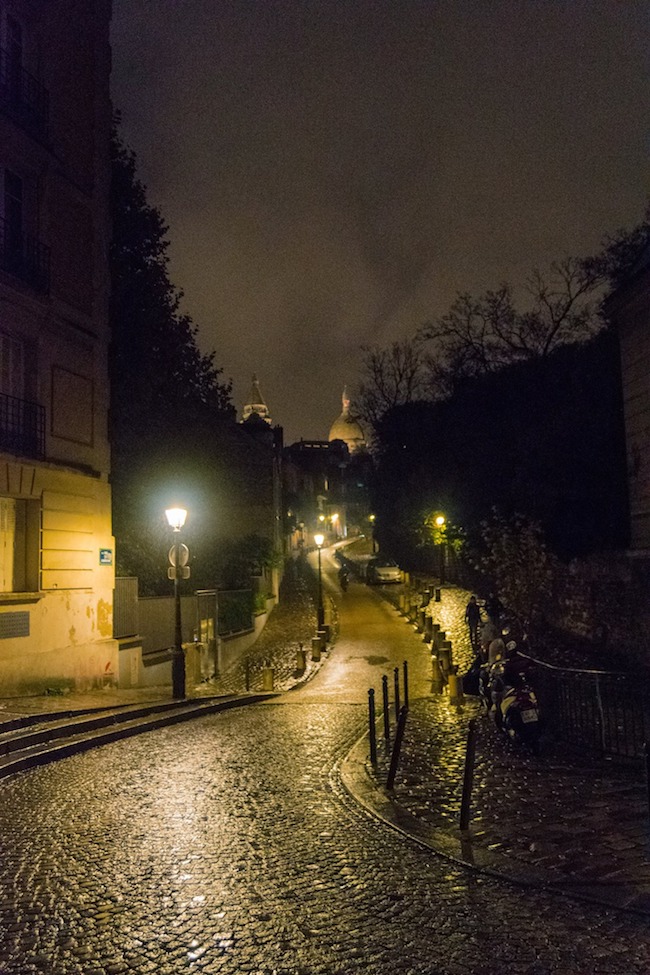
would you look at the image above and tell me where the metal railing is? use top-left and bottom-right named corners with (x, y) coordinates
top-left (0, 217), bottom-right (50, 293)
top-left (0, 392), bottom-right (44, 459)
top-left (526, 656), bottom-right (650, 761)
top-left (0, 47), bottom-right (49, 137)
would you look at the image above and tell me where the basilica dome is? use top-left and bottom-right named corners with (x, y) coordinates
top-left (328, 388), bottom-right (366, 454)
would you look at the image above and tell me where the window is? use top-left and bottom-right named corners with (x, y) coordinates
top-left (3, 169), bottom-right (22, 261)
top-left (0, 496), bottom-right (39, 592)
top-left (5, 14), bottom-right (22, 100)
top-left (0, 329), bottom-right (24, 400)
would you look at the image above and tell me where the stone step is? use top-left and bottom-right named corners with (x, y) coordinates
top-left (0, 694), bottom-right (270, 779)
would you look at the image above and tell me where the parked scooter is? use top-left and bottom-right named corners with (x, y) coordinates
top-left (498, 679), bottom-right (542, 755)
top-left (492, 642), bottom-right (542, 755)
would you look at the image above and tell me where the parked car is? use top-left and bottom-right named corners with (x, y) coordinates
top-left (367, 558), bottom-right (403, 584)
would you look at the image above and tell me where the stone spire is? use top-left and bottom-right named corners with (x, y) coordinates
top-left (241, 374), bottom-right (272, 425)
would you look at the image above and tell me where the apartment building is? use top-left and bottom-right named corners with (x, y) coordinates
top-left (0, 0), bottom-right (115, 692)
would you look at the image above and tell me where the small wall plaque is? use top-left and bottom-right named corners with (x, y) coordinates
top-left (99, 549), bottom-right (113, 566)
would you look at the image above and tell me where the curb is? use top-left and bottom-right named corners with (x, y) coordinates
top-left (338, 732), bottom-right (650, 919)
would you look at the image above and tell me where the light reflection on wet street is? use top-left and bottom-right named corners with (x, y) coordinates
top-left (0, 700), bottom-right (647, 974)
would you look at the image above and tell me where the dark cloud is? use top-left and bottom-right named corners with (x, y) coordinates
top-left (111, 0), bottom-right (650, 442)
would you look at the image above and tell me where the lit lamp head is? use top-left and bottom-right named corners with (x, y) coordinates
top-left (314, 533), bottom-right (325, 549)
top-left (331, 513), bottom-right (339, 524)
top-left (434, 514), bottom-right (446, 528)
top-left (165, 507), bottom-right (187, 532)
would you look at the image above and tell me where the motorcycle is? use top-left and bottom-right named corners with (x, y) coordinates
top-left (490, 642), bottom-right (542, 755)
top-left (498, 679), bottom-right (542, 756)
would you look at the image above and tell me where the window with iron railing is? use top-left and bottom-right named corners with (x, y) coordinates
top-left (0, 214), bottom-right (50, 293)
top-left (0, 391), bottom-right (44, 458)
top-left (0, 45), bottom-right (49, 138)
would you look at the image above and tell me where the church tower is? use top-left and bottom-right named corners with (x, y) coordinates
top-left (241, 375), bottom-right (272, 425)
top-left (328, 387), bottom-right (366, 453)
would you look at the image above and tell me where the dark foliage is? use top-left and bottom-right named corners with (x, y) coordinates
top-left (109, 123), bottom-right (279, 593)
top-left (370, 327), bottom-right (628, 566)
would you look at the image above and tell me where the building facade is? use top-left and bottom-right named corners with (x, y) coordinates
top-left (0, 0), bottom-right (115, 692)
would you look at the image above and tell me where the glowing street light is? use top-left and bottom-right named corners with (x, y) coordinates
top-left (166, 505), bottom-right (189, 699)
top-left (433, 513), bottom-right (446, 584)
top-left (314, 532), bottom-right (325, 629)
top-left (369, 513), bottom-right (377, 553)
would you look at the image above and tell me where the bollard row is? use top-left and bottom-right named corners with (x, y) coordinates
top-left (397, 581), bottom-right (465, 705)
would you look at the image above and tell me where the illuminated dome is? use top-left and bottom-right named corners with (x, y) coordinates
top-left (328, 387), bottom-right (366, 453)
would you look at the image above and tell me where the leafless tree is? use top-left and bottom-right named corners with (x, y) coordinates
top-left (418, 257), bottom-right (606, 393)
top-left (357, 339), bottom-right (430, 429)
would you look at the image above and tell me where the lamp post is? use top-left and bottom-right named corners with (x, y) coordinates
top-left (369, 513), bottom-right (377, 553)
top-left (434, 514), bottom-right (446, 584)
top-left (166, 506), bottom-right (188, 699)
top-left (314, 532), bottom-right (325, 629)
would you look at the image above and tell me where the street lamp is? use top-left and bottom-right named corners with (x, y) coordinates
top-left (314, 532), bottom-right (325, 629)
top-left (369, 513), bottom-right (377, 553)
top-left (166, 506), bottom-right (189, 699)
top-left (434, 513), bottom-right (446, 584)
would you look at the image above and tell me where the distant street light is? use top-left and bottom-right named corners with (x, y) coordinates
top-left (434, 513), bottom-right (446, 584)
top-left (166, 506), bottom-right (189, 699)
top-left (369, 513), bottom-right (377, 553)
top-left (314, 532), bottom-right (325, 629)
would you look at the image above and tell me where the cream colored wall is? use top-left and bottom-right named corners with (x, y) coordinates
top-left (0, 462), bottom-right (117, 694)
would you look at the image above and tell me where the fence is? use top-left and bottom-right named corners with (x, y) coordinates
top-left (530, 658), bottom-right (650, 761)
top-left (113, 578), bottom-right (254, 648)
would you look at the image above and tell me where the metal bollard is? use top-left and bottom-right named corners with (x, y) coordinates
top-left (431, 655), bottom-right (444, 694)
top-left (434, 587), bottom-right (441, 602)
top-left (387, 705), bottom-right (409, 790)
top-left (460, 718), bottom-right (478, 830)
top-left (311, 636), bottom-right (321, 662)
top-left (317, 628), bottom-right (328, 649)
top-left (448, 665), bottom-right (463, 704)
top-left (368, 689), bottom-right (377, 765)
top-left (262, 665), bottom-right (274, 691)
top-left (403, 659), bottom-right (409, 709)
top-left (245, 657), bottom-right (251, 691)
top-left (296, 644), bottom-right (306, 673)
top-left (434, 628), bottom-right (446, 651)
top-left (382, 675), bottom-right (390, 744)
top-left (423, 615), bottom-right (433, 644)
top-left (394, 666), bottom-right (401, 719)
top-left (438, 643), bottom-right (452, 675)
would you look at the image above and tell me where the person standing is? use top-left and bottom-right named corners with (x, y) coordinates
top-left (464, 595), bottom-right (482, 647)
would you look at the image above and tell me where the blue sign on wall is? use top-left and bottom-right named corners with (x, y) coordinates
top-left (99, 548), bottom-right (113, 566)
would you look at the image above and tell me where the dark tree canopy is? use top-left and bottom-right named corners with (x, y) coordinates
top-left (370, 327), bottom-right (629, 567)
top-left (110, 124), bottom-right (274, 592)
top-left (109, 126), bottom-right (233, 440)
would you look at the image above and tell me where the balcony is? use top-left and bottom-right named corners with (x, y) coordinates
top-left (0, 392), bottom-right (45, 459)
top-left (0, 217), bottom-right (50, 294)
top-left (0, 47), bottom-right (49, 139)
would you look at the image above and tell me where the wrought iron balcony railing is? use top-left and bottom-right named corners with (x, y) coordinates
top-left (0, 217), bottom-right (50, 294)
top-left (0, 392), bottom-right (45, 459)
top-left (0, 47), bottom-right (49, 137)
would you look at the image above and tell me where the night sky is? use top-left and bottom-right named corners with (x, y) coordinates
top-left (110, 0), bottom-right (649, 444)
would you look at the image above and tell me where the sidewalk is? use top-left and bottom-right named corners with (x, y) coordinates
top-left (2, 566), bottom-right (650, 917)
top-left (342, 583), bottom-right (650, 918)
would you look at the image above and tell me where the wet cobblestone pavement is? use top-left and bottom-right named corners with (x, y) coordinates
top-left (1, 551), bottom-right (650, 971)
top-left (1, 702), bottom-right (650, 974)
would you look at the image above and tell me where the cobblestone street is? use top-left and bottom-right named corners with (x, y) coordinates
top-left (1, 552), bottom-right (650, 973)
top-left (1, 703), bottom-right (649, 975)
